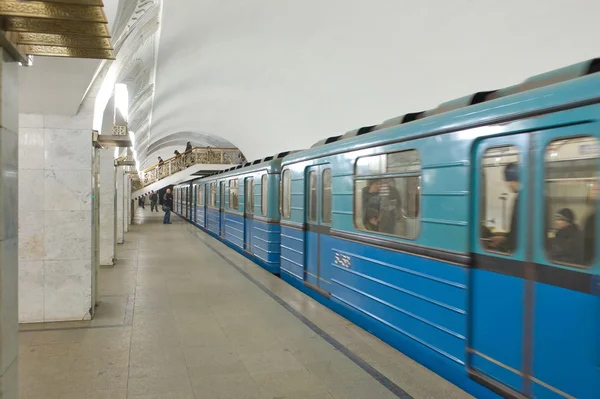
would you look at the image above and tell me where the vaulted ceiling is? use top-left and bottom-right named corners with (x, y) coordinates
top-left (18, 0), bottom-right (600, 169)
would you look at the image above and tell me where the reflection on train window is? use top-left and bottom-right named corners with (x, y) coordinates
top-left (229, 179), bottom-right (239, 210)
top-left (282, 170), bottom-right (291, 218)
top-left (322, 168), bottom-right (332, 224)
top-left (308, 171), bottom-right (317, 223)
top-left (261, 175), bottom-right (268, 216)
top-left (480, 146), bottom-right (520, 254)
top-left (354, 150), bottom-right (421, 239)
top-left (210, 182), bottom-right (217, 207)
top-left (545, 136), bottom-right (598, 267)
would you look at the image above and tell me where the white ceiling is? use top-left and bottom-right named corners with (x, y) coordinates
top-left (18, 0), bottom-right (120, 116)
top-left (17, 0), bottom-right (600, 166)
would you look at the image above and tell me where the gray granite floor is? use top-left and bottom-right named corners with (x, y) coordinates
top-left (17, 209), bottom-right (473, 399)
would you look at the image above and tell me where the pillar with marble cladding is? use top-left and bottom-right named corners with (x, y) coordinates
top-left (0, 48), bottom-right (19, 399)
top-left (123, 174), bottom-right (130, 233)
top-left (99, 149), bottom-right (115, 265)
top-left (116, 166), bottom-right (124, 244)
top-left (18, 109), bottom-right (93, 323)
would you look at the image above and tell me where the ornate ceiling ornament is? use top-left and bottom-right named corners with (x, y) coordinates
top-left (0, 0), bottom-right (114, 64)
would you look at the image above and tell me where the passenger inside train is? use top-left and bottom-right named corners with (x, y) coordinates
top-left (361, 179), bottom-right (402, 234)
top-left (550, 208), bottom-right (583, 264)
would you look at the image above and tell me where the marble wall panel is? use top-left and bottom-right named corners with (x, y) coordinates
top-left (43, 260), bottom-right (91, 321)
top-left (18, 128), bottom-right (44, 170)
top-left (43, 211), bottom-right (91, 261)
top-left (18, 261), bottom-right (44, 323)
top-left (116, 168), bottom-right (124, 244)
top-left (44, 169), bottom-right (92, 211)
top-left (18, 114), bottom-right (94, 323)
top-left (44, 129), bottom-right (91, 171)
top-left (18, 210), bottom-right (44, 260)
top-left (17, 169), bottom-right (44, 212)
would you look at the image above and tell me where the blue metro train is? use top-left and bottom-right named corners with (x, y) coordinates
top-left (173, 58), bottom-right (600, 399)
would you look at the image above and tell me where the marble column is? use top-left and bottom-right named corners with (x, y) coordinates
top-left (116, 166), bottom-right (124, 244)
top-left (99, 149), bottom-right (115, 265)
top-left (123, 174), bottom-right (129, 233)
top-left (18, 110), bottom-right (93, 323)
top-left (0, 48), bottom-right (19, 399)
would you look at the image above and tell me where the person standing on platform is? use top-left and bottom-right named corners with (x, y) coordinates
top-left (150, 190), bottom-right (158, 212)
top-left (163, 188), bottom-right (173, 224)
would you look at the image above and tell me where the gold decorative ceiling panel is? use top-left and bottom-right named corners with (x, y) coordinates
top-left (0, 0), bottom-right (114, 64)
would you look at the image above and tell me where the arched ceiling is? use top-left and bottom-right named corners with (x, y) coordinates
top-left (18, 0), bottom-right (600, 168)
top-left (150, 0), bottom-right (600, 162)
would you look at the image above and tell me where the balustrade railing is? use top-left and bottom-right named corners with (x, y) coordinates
top-left (137, 147), bottom-right (244, 188)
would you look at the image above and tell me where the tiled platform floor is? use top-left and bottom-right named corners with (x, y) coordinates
top-left (18, 209), bottom-right (473, 399)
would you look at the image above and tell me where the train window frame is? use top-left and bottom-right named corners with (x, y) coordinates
top-left (282, 169), bottom-right (291, 218)
top-left (229, 178), bottom-right (239, 210)
top-left (261, 174), bottom-right (268, 217)
top-left (543, 135), bottom-right (598, 269)
top-left (479, 145), bottom-right (521, 256)
top-left (322, 168), bottom-right (332, 224)
top-left (353, 149), bottom-right (422, 240)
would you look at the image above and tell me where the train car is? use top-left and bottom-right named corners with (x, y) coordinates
top-left (193, 153), bottom-right (291, 273)
top-left (279, 59), bottom-right (600, 399)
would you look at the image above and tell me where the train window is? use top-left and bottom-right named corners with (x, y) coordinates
top-left (308, 171), bottom-right (317, 222)
top-left (210, 182), bottom-right (217, 207)
top-left (322, 168), bottom-right (332, 224)
top-left (245, 178), bottom-right (254, 214)
top-left (544, 136), bottom-right (598, 267)
top-left (282, 169), bottom-right (291, 218)
top-left (198, 185), bottom-right (204, 206)
top-left (261, 175), bottom-right (268, 217)
top-left (354, 150), bottom-right (421, 239)
top-left (229, 179), bottom-right (239, 210)
top-left (480, 146), bottom-right (520, 255)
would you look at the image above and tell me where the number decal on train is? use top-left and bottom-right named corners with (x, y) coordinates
top-left (334, 253), bottom-right (351, 268)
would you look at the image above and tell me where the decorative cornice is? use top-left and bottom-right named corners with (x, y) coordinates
top-left (0, 0), bottom-right (114, 60)
top-left (18, 32), bottom-right (111, 49)
top-left (5, 16), bottom-right (110, 37)
top-left (18, 44), bottom-right (115, 59)
top-left (0, 1), bottom-right (107, 23)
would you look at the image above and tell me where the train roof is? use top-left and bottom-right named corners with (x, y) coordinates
top-left (283, 58), bottom-right (600, 165)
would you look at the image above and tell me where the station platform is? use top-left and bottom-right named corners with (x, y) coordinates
top-left (17, 209), bottom-right (474, 399)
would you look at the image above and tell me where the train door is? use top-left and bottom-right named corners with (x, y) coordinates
top-left (219, 181), bottom-right (226, 237)
top-left (530, 127), bottom-right (599, 399)
top-left (469, 133), bottom-right (531, 397)
top-left (244, 177), bottom-right (254, 252)
top-left (470, 127), bottom-right (600, 399)
top-left (304, 165), bottom-right (331, 297)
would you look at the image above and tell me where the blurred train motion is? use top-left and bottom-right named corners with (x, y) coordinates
top-left (172, 58), bottom-right (600, 399)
